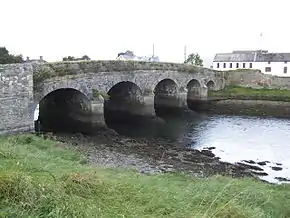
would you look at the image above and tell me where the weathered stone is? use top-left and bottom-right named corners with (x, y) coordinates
top-left (203, 146), bottom-right (216, 150)
top-left (242, 160), bottom-right (256, 164)
top-left (257, 161), bottom-right (268, 166)
top-left (0, 63), bottom-right (34, 134)
top-left (275, 177), bottom-right (290, 182)
top-left (237, 162), bottom-right (264, 171)
top-left (0, 60), bottom-right (224, 134)
top-left (251, 171), bottom-right (269, 176)
top-left (271, 166), bottom-right (283, 171)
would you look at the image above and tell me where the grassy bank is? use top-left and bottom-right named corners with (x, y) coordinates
top-left (1, 134), bottom-right (290, 217)
top-left (209, 86), bottom-right (290, 102)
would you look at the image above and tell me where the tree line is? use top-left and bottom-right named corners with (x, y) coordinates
top-left (0, 46), bottom-right (204, 66)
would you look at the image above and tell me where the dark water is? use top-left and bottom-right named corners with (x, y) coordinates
top-left (111, 112), bottom-right (290, 184)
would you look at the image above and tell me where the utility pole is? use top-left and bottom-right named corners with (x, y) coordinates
top-left (152, 44), bottom-right (155, 57)
top-left (184, 45), bottom-right (187, 63)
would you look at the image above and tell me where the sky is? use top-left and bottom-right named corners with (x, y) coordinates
top-left (1, 0), bottom-right (290, 67)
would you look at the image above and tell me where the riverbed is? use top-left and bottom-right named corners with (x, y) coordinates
top-left (94, 111), bottom-right (290, 184)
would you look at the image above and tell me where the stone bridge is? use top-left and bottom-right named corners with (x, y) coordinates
top-left (0, 60), bottom-right (225, 134)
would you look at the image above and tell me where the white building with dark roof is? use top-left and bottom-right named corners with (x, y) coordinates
top-left (212, 50), bottom-right (290, 76)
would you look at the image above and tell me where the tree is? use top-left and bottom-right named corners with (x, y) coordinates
top-left (184, 53), bottom-right (203, 66)
top-left (62, 55), bottom-right (91, 61)
top-left (62, 56), bottom-right (76, 61)
top-left (81, 55), bottom-right (90, 60)
top-left (0, 47), bottom-right (24, 64)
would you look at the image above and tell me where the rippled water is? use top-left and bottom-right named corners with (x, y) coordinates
top-left (182, 114), bottom-right (290, 184)
top-left (35, 104), bottom-right (290, 183)
top-left (110, 112), bottom-right (290, 184)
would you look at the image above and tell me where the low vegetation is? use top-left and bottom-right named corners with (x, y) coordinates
top-left (1, 134), bottom-right (290, 217)
top-left (33, 60), bottom-right (204, 85)
top-left (209, 85), bottom-right (290, 102)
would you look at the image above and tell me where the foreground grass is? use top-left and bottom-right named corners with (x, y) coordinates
top-left (209, 86), bottom-right (290, 101)
top-left (1, 134), bottom-right (290, 217)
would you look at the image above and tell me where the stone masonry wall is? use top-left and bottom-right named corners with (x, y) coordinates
top-left (0, 60), bottom-right (225, 135)
top-left (33, 61), bottom-right (222, 103)
top-left (0, 63), bottom-right (34, 134)
top-left (217, 69), bottom-right (290, 89)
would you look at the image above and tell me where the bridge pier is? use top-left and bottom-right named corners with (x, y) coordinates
top-left (143, 95), bottom-right (156, 117)
top-left (91, 99), bottom-right (106, 129)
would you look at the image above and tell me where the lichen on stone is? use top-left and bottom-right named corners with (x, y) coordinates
top-left (92, 89), bottom-right (110, 101)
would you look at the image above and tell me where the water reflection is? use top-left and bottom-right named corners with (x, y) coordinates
top-left (111, 113), bottom-right (290, 183)
top-left (186, 115), bottom-right (290, 184)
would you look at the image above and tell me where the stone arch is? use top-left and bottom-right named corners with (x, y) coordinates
top-left (35, 88), bottom-right (92, 133)
top-left (206, 80), bottom-right (215, 91)
top-left (104, 81), bottom-right (145, 129)
top-left (154, 78), bottom-right (180, 117)
top-left (34, 82), bottom-right (91, 105)
top-left (187, 79), bottom-right (201, 98)
top-left (186, 79), bottom-right (202, 110)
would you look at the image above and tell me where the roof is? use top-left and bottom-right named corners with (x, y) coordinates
top-left (213, 50), bottom-right (290, 62)
top-left (117, 50), bottom-right (160, 62)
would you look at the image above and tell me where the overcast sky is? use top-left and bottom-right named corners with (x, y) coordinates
top-left (1, 0), bottom-right (289, 66)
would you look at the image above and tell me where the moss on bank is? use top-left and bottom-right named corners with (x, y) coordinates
top-left (209, 85), bottom-right (290, 102)
top-left (1, 134), bottom-right (290, 217)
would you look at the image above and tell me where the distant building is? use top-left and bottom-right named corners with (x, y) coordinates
top-left (25, 56), bottom-right (46, 63)
top-left (212, 50), bottom-right (290, 76)
top-left (117, 50), bottom-right (160, 62)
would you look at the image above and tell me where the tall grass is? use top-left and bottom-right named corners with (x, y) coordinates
top-left (1, 134), bottom-right (290, 217)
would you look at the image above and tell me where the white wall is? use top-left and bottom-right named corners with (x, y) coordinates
top-left (212, 61), bottom-right (290, 77)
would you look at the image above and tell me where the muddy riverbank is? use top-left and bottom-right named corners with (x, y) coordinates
top-left (39, 127), bottom-right (270, 181)
top-left (191, 99), bottom-right (290, 118)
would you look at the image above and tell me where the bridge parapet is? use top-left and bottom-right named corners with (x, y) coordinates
top-left (0, 60), bottom-right (225, 134)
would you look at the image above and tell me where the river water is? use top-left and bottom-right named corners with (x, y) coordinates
top-left (109, 111), bottom-right (290, 184)
top-left (34, 106), bottom-right (290, 183)
top-left (182, 114), bottom-right (290, 184)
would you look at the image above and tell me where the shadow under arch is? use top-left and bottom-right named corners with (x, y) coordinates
top-left (186, 79), bottom-right (202, 111)
top-left (36, 88), bottom-right (92, 134)
top-left (206, 80), bottom-right (215, 90)
top-left (104, 81), bottom-right (148, 132)
top-left (154, 78), bottom-right (182, 117)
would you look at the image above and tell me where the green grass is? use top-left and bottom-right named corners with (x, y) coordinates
top-left (1, 134), bottom-right (290, 217)
top-left (209, 86), bottom-right (290, 102)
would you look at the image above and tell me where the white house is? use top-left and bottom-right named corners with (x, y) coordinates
top-left (212, 50), bottom-right (290, 77)
top-left (117, 50), bottom-right (160, 62)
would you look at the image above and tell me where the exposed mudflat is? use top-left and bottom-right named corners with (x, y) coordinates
top-left (40, 128), bottom-right (265, 181)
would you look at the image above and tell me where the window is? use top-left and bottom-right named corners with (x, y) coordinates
top-left (223, 63), bottom-right (226, 68)
top-left (285, 61), bottom-right (288, 64)
top-left (249, 63), bottom-right (253, 68)
top-left (265, 67), bottom-right (271, 72)
top-left (268, 61), bottom-right (271, 64)
top-left (230, 63), bottom-right (232, 68)
top-left (236, 63), bottom-right (239, 68)
top-left (243, 63), bottom-right (246, 68)
top-left (284, 67), bottom-right (288, 74)
top-left (217, 63), bottom-right (219, 68)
